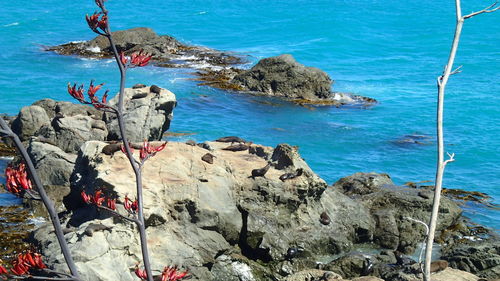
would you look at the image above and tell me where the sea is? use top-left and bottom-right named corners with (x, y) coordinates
top-left (0, 0), bottom-right (498, 232)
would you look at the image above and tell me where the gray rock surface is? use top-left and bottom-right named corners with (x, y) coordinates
top-left (9, 86), bottom-right (175, 189)
top-left (441, 239), bottom-right (500, 279)
top-left (27, 141), bottom-right (77, 186)
top-left (28, 142), bottom-right (482, 281)
top-left (334, 172), bottom-right (463, 254)
top-left (105, 86), bottom-right (176, 142)
top-left (11, 105), bottom-right (50, 141)
top-left (232, 54), bottom-right (333, 101)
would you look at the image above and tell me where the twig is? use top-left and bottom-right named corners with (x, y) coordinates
top-left (404, 216), bottom-right (429, 267)
top-left (464, 2), bottom-right (499, 19)
top-left (443, 152), bottom-right (456, 166)
top-left (450, 65), bottom-right (463, 75)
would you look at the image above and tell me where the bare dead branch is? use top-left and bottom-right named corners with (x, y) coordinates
top-left (450, 65), bottom-right (463, 75)
top-left (444, 152), bottom-right (456, 166)
top-left (405, 217), bottom-right (429, 272)
top-left (464, 1), bottom-right (499, 19)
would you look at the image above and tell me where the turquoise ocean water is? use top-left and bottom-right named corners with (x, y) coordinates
top-left (0, 0), bottom-right (498, 231)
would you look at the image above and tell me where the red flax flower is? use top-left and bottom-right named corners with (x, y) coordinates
top-left (81, 190), bottom-right (106, 206)
top-left (67, 80), bottom-right (109, 109)
top-left (67, 83), bottom-right (85, 102)
top-left (161, 266), bottom-right (189, 281)
top-left (10, 251), bottom-right (46, 275)
top-left (86, 12), bottom-right (108, 34)
top-left (134, 266), bottom-right (147, 280)
top-left (119, 50), bottom-right (152, 68)
top-left (140, 141), bottom-right (167, 162)
top-left (0, 264), bottom-right (7, 274)
top-left (107, 198), bottom-right (116, 210)
top-left (87, 80), bottom-right (109, 109)
top-left (123, 195), bottom-right (138, 213)
top-left (5, 163), bottom-right (32, 195)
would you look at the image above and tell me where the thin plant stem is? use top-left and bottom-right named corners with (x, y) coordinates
top-left (0, 118), bottom-right (81, 280)
top-left (96, 3), bottom-right (154, 281)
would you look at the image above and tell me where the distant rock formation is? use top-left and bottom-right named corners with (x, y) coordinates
top-left (48, 28), bottom-right (376, 106)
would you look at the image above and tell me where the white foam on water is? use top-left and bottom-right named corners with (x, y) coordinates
top-left (177, 55), bottom-right (197, 60)
top-left (3, 22), bottom-right (19, 27)
top-left (28, 217), bottom-right (46, 226)
top-left (86, 46), bottom-right (101, 53)
top-left (0, 156), bottom-right (14, 161)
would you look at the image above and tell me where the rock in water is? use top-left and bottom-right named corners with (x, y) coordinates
top-left (232, 54), bottom-right (333, 101)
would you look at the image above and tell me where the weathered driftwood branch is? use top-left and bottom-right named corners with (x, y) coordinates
top-left (424, 1), bottom-right (498, 280)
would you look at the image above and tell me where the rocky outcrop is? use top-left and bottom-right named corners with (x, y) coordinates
top-left (441, 238), bottom-right (500, 279)
top-left (10, 86), bottom-right (175, 187)
top-left (232, 54), bottom-right (376, 105)
top-left (104, 85), bottom-right (176, 142)
top-left (27, 137), bottom-right (478, 281)
top-left (232, 54), bottom-right (333, 101)
top-left (48, 28), bottom-right (376, 106)
top-left (13, 99), bottom-right (106, 153)
top-left (333, 172), bottom-right (463, 254)
top-left (32, 140), bottom-right (375, 281)
top-left (48, 27), bottom-right (244, 69)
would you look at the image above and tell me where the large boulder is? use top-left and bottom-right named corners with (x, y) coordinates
top-left (27, 141), bottom-right (77, 186)
top-left (232, 54), bottom-right (333, 101)
top-left (104, 85), bottom-right (176, 142)
top-left (12, 99), bottom-right (106, 154)
top-left (11, 105), bottom-right (50, 141)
